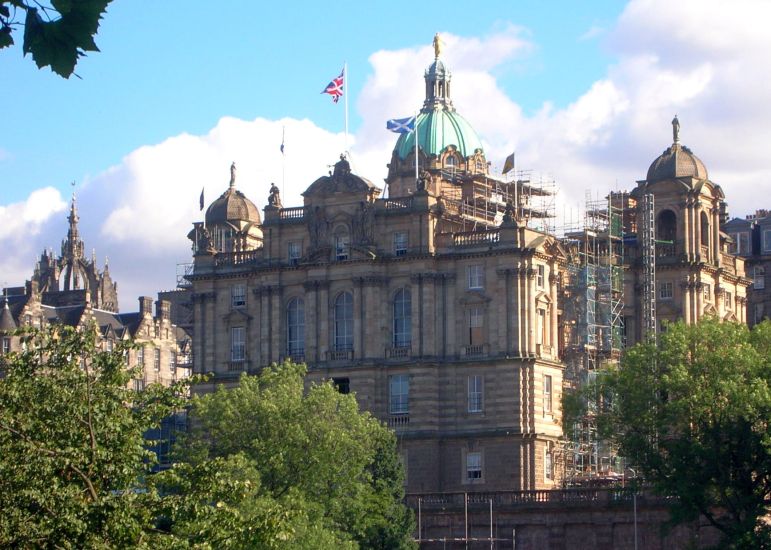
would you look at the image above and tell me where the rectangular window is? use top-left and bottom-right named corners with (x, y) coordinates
top-left (467, 264), bottom-right (484, 289)
top-left (169, 352), bottom-right (176, 374)
top-left (133, 378), bottom-right (145, 392)
top-left (537, 264), bottom-right (545, 288)
top-left (724, 291), bottom-right (732, 310)
top-left (468, 375), bottom-right (483, 413)
top-left (545, 447), bottom-right (554, 481)
top-left (543, 374), bottom-right (553, 413)
top-left (754, 267), bottom-right (765, 290)
top-left (231, 284), bottom-right (246, 308)
top-left (536, 309), bottom-right (546, 345)
top-left (469, 307), bottom-right (484, 345)
top-left (105, 339), bottom-right (113, 352)
top-left (137, 347), bottom-right (144, 367)
top-left (154, 348), bottom-right (161, 371)
top-left (335, 234), bottom-right (350, 261)
top-left (764, 229), bottom-right (771, 252)
top-left (466, 452), bottom-right (482, 480)
top-left (1, 337), bottom-right (9, 355)
top-left (231, 327), bottom-right (245, 362)
top-left (703, 283), bottom-right (711, 302)
top-left (389, 374), bottom-right (409, 414)
top-left (393, 232), bottom-right (408, 256)
top-left (288, 241), bottom-right (302, 264)
top-left (659, 281), bottom-right (673, 300)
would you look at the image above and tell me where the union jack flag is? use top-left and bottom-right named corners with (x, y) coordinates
top-left (322, 68), bottom-right (344, 103)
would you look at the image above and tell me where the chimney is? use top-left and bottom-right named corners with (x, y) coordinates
top-left (156, 299), bottom-right (171, 321)
top-left (139, 296), bottom-right (153, 316)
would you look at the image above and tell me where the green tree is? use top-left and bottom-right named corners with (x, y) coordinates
top-left (1, 0), bottom-right (111, 78)
top-left (598, 319), bottom-right (771, 548)
top-left (0, 324), bottom-right (190, 548)
top-left (161, 361), bottom-right (416, 549)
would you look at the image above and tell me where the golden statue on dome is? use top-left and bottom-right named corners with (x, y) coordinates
top-left (433, 33), bottom-right (444, 58)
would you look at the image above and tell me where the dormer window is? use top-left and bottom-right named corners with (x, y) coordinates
top-left (445, 155), bottom-right (457, 169)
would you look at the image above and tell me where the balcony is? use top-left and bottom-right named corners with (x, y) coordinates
top-left (386, 346), bottom-right (411, 359)
top-left (326, 349), bottom-right (353, 361)
top-left (453, 229), bottom-right (500, 248)
top-left (461, 344), bottom-right (488, 357)
top-left (214, 250), bottom-right (261, 267)
top-left (281, 351), bottom-right (306, 364)
top-left (279, 206), bottom-right (306, 220)
top-left (383, 196), bottom-right (414, 210)
top-left (387, 414), bottom-right (410, 428)
top-left (227, 360), bottom-right (247, 372)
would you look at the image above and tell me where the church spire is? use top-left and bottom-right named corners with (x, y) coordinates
top-left (63, 186), bottom-right (83, 261)
top-left (423, 33), bottom-right (454, 112)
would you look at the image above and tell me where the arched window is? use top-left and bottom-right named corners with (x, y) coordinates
top-left (334, 292), bottom-right (353, 351)
top-left (445, 155), bottom-right (456, 168)
top-left (287, 297), bottom-right (305, 356)
top-left (700, 211), bottom-right (710, 248)
top-left (393, 289), bottom-right (411, 349)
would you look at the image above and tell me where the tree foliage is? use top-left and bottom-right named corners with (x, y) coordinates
top-left (0, 330), bottom-right (415, 548)
top-left (597, 319), bottom-right (771, 549)
top-left (161, 361), bottom-right (416, 549)
top-left (0, 324), bottom-right (190, 548)
top-left (1, 0), bottom-right (111, 78)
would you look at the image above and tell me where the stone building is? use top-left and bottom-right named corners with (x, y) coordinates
top-left (30, 194), bottom-right (119, 312)
top-left (184, 38), bottom-right (751, 496)
top-left (622, 117), bottom-right (750, 341)
top-left (187, 39), bottom-right (565, 492)
top-left (0, 195), bottom-right (191, 388)
top-left (723, 210), bottom-right (771, 327)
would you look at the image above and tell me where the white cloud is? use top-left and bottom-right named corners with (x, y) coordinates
top-left (4, 1), bottom-right (771, 310)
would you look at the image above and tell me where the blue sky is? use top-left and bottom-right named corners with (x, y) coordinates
top-left (1, 0), bottom-right (624, 203)
top-left (2, 0), bottom-right (770, 309)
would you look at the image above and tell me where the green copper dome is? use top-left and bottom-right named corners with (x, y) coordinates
top-left (394, 109), bottom-right (484, 160)
top-left (393, 36), bottom-right (484, 161)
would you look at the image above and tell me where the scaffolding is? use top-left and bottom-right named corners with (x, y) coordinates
top-left (558, 191), bottom-right (626, 484)
top-left (436, 167), bottom-right (555, 233)
top-left (641, 193), bottom-right (656, 343)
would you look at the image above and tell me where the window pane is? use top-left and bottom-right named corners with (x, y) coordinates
top-left (389, 374), bottom-right (409, 414)
top-left (468, 375), bottom-right (483, 412)
top-left (544, 374), bottom-right (552, 413)
top-left (231, 327), bottom-right (245, 361)
top-left (232, 285), bottom-right (246, 308)
top-left (287, 298), bottom-right (305, 355)
top-left (393, 289), bottom-right (411, 348)
top-left (466, 452), bottom-right (482, 479)
top-left (334, 292), bottom-right (353, 351)
top-left (393, 232), bottom-right (408, 256)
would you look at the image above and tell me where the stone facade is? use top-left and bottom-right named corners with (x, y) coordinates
top-left (0, 197), bottom-right (192, 388)
top-left (724, 209), bottom-right (771, 327)
top-left (622, 117), bottom-right (750, 343)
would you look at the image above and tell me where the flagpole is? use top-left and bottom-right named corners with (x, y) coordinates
top-left (344, 62), bottom-right (349, 153)
top-left (282, 125), bottom-right (286, 197)
top-left (414, 110), bottom-right (419, 183)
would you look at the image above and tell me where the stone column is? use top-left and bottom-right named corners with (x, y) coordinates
top-left (549, 269), bottom-right (559, 357)
top-left (302, 281), bottom-right (318, 363)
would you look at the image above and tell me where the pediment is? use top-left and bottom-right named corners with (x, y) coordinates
top-left (459, 290), bottom-right (491, 305)
top-left (223, 308), bottom-right (252, 323)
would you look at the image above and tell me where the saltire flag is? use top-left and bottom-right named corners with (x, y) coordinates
top-left (386, 116), bottom-right (416, 134)
top-left (322, 68), bottom-right (344, 103)
top-left (199, 188), bottom-right (204, 211)
top-left (502, 152), bottom-right (516, 174)
top-left (280, 126), bottom-right (285, 154)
